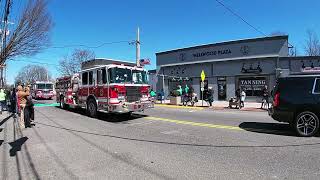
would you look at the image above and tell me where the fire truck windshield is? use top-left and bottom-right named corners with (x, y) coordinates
top-left (108, 67), bottom-right (147, 84)
top-left (109, 68), bottom-right (132, 83)
top-left (132, 70), bottom-right (148, 84)
top-left (37, 83), bottom-right (53, 90)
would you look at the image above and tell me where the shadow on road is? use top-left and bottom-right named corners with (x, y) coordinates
top-left (55, 107), bottom-right (148, 123)
top-left (9, 136), bottom-right (28, 156)
top-left (239, 122), bottom-right (296, 136)
top-left (0, 114), bottom-right (13, 126)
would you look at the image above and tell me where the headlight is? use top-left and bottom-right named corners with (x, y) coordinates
top-left (118, 96), bottom-right (125, 100)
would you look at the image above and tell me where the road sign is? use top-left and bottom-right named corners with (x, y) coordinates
top-left (201, 70), bottom-right (205, 82)
top-left (201, 81), bottom-right (204, 88)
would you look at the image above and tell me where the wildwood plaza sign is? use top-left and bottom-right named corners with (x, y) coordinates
top-left (193, 49), bottom-right (232, 58)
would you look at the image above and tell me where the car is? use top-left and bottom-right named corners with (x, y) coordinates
top-left (269, 74), bottom-right (320, 137)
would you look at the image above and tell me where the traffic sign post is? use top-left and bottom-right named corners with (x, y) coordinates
top-left (200, 70), bottom-right (206, 107)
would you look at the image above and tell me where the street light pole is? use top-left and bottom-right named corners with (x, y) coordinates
top-left (136, 27), bottom-right (140, 67)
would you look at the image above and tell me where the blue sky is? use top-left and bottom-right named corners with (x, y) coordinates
top-left (6, 0), bottom-right (320, 84)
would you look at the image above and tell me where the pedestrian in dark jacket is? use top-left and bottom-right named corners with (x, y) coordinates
top-left (9, 88), bottom-right (17, 114)
top-left (24, 86), bottom-right (34, 128)
top-left (261, 85), bottom-right (269, 109)
top-left (206, 87), bottom-right (214, 107)
top-left (235, 88), bottom-right (240, 100)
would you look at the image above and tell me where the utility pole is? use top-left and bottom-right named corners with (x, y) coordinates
top-left (136, 27), bottom-right (140, 67)
top-left (0, 0), bottom-right (11, 87)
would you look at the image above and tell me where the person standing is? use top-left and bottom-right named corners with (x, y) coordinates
top-left (177, 85), bottom-right (183, 96)
top-left (183, 84), bottom-right (190, 106)
top-left (261, 85), bottom-right (269, 109)
top-left (158, 89), bottom-right (164, 104)
top-left (17, 85), bottom-right (30, 128)
top-left (9, 88), bottom-right (17, 115)
top-left (0, 89), bottom-right (6, 114)
top-left (149, 89), bottom-right (156, 98)
top-left (240, 89), bottom-right (246, 109)
top-left (24, 86), bottom-right (34, 128)
top-left (207, 87), bottom-right (214, 107)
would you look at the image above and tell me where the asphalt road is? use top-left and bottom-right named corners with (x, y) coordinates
top-left (1, 100), bottom-right (320, 180)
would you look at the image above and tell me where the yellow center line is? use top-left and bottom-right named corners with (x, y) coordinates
top-left (154, 104), bottom-right (204, 110)
top-left (145, 116), bottom-right (243, 131)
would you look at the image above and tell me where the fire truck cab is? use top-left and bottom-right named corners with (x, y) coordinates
top-left (56, 59), bottom-right (154, 117)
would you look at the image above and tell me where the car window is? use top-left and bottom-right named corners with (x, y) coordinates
top-left (314, 79), bottom-right (320, 93)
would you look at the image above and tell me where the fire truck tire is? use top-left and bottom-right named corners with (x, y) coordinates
top-left (87, 98), bottom-right (97, 117)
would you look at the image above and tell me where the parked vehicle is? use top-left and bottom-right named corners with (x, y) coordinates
top-left (269, 74), bottom-right (320, 137)
top-left (55, 59), bottom-right (154, 117)
top-left (31, 81), bottom-right (54, 100)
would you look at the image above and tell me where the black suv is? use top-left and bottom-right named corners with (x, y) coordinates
top-left (269, 75), bottom-right (320, 137)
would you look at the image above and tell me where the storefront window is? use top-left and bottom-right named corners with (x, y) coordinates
top-left (238, 77), bottom-right (267, 96)
top-left (168, 78), bottom-right (193, 96)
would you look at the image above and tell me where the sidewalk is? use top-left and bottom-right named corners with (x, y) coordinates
top-left (155, 100), bottom-right (269, 112)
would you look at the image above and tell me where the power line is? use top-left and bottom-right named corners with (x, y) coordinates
top-left (10, 59), bottom-right (58, 66)
top-left (50, 40), bottom-right (134, 49)
top-left (214, 0), bottom-right (294, 48)
top-left (214, 0), bottom-right (266, 36)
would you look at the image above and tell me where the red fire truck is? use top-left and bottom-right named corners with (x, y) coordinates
top-left (55, 59), bottom-right (154, 117)
top-left (31, 81), bottom-right (55, 100)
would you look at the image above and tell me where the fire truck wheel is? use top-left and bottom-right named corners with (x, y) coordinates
top-left (59, 96), bottom-right (68, 109)
top-left (87, 98), bottom-right (97, 117)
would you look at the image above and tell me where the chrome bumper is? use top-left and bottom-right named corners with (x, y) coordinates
top-left (109, 101), bottom-right (154, 113)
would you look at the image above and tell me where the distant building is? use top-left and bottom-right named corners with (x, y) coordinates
top-left (155, 35), bottom-right (320, 101)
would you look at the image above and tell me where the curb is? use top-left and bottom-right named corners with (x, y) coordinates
top-left (154, 104), bottom-right (204, 110)
top-left (154, 104), bottom-right (268, 112)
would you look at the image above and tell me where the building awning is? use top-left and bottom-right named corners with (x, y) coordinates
top-left (159, 54), bottom-right (279, 67)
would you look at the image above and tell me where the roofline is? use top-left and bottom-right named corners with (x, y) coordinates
top-left (280, 56), bottom-right (320, 60)
top-left (283, 74), bottom-right (320, 77)
top-left (156, 35), bottom-right (288, 55)
top-left (158, 54), bottom-right (279, 67)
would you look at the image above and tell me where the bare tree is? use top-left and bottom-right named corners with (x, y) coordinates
top-left (304, 30), bottom-right (320, 56)
top-left (0, 0), bottom-right (52, 64)
top-left (59, 49), bottom-right (95, 76)
top-left (15, 64), bottom-right (52, 84)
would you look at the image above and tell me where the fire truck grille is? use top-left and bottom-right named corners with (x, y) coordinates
top-left (126, 86), bottom-right (141, 102)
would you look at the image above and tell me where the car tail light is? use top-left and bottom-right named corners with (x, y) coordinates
top-left (273, 92), bottom-right (280, 107)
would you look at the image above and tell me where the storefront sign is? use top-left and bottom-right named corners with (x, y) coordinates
top-left (238, 77), bottom-right (267, 96)
top-left (240, 79), bottom-right (266, 86)
top-left (193, 49), bottom-right (231, 58)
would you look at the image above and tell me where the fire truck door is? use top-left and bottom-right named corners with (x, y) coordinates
top-left (96, 70), bottom-right (104, 98)
top-left (88, 71), bottom-right (95, 95)
top-left (79, 72), bottom-right (89, 103)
